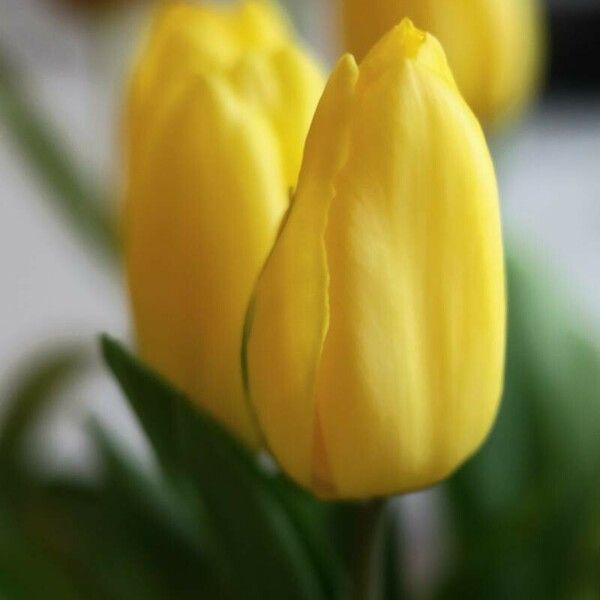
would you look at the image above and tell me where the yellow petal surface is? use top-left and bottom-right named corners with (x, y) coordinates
top-left (246, 55), bottom-right (359, 485)
top-left (127, 0), bottom-right (323, 187)
top-left (230, 44), bottom-right (324, 188)
top-left (131, 0), bottom-right (289, 110)
top-left (315, 22), bottom-right (505, 497)
top-left (341, 0), bottom-right (544, 128)
top-left (124, 1), bottom-right (324, 447)
top-left (247, 20), bottom-right (505, 498)
top-left (126, 74), bottom-right (287, 447)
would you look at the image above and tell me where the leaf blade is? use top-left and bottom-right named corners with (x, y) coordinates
top-left (101, 335), bottom-right (332, 600)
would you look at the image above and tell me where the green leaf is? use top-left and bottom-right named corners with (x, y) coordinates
top-left (100, 336), bottom-right (199, 480)
top-left (89, 423), bottom-right (233, 599)
top-left (90, 421), bottom-right (206, 557)
top-left (269, 477), bottom-right (351, 600)
top-left (0, 48), bottom-right (118, 263)
top-left (0, 346), bottom-right (86, 479)
top-left (13, 478), bottom-right (168, 600)
top-left (441, 247), bottom-right (600, 597)
top-left (0, 499), bottom-right (82, 600)
top-left (101, 335), bottom-right (333, 600)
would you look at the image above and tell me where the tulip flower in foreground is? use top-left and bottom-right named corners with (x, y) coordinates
top-left (245, 19), bottom-right (506, 499)
top-left (341, 0), bottom-right (544, 129)
top-left (124, 1), bottom-right (324, 447)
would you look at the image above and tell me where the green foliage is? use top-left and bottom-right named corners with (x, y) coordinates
top-left (0, 347), bottom-right (88, 599)
top-left (0, 347), bottom-right (86, 480)
top-left (440, 251), bottom-right (600, 599)
top-left (0, 500), bottom-right (82, 600)
top-left (1, 256), bottom-right (598, 600)
top-left (101, 335), bottom-right (352, 600)
top-left (0, 339), bottom-right (367, 599)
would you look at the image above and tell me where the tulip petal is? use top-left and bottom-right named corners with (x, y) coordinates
top-left (125, 0), bottom-right (325, 449)
top-left (230, 45), bottom-right (324, 189)
top-left (313, 23), bottom-right (505, 497)
top-left (342, 0), bottom-right (544, 128)
top-left (246, 55), bottom-right (359, 488)
top-left (126, 0), bottom-right (292, 177)
top-left (126, 74), bottom-right (288, 447)
top-left (247, 21), bottom-right (505, 499)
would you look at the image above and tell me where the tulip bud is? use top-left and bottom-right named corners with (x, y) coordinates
top-left (245, 20), bottom-right (506, 499)
top-left (341, 0), bottom-right (545, 129)
top-left (124, 1), bottom-right (324, 447)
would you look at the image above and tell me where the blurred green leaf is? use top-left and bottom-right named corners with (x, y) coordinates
top-left (101, 335), bottom-right (335, 600)
top-left (0, 345), bottom-right (167, 599)
top-left (0, 47), bottom-right (118, 263)
top-left (89, 423), bottom-right (232, 599)
top-left (6, 466), bottom-right (224, 600)
top-left (0, 346), bottom-right (86, 480)
top-left (269, 477), bottom-right (351, 600)
top-left (90, 421), bottom-right (207, 559)
top-left (440, 248), bottom-right (600, 598)
top-left (0, 499), bottom-right (82, 600)
top-left (15, 477), bottom-right (169, 600)
top-left (99, 336), bottom-right (198, 480)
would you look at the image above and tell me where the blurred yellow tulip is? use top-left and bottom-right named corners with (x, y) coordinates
top-left (246, 20), bottom-right (506, 499)
top-left (341, 0), bottom-right (545, 129)
top-left (124, 0), bottom-right (324, 447)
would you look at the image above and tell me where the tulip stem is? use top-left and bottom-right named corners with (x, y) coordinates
top-left (352, 499), bottom-right (388, 600)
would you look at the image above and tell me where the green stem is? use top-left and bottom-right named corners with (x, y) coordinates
top-left (352, 499), bottom-right (387, 600)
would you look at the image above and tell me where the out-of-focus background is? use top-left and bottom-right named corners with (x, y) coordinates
top-left (0, 0), bottom-right (599, 597)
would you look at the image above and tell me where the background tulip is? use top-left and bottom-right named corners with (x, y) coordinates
top-left (124, 1), bottom-right (324, 447)
top-left (341, 0), bottom-right (545, 129)
top-left (246, 19), bottom-right (506, 499)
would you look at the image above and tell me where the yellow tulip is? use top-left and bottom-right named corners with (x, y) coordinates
top-left (124, 0), bottom-right (324, 447)
top-left (341, 0), bottom-right (544, 129)
top-left (245, 19), bottom-right (506, 499)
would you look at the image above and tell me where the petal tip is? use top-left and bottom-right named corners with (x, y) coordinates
top-left (364, 17), bottom-right (426, 65)
top-left (394, 18), bottom-right (427, 57)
